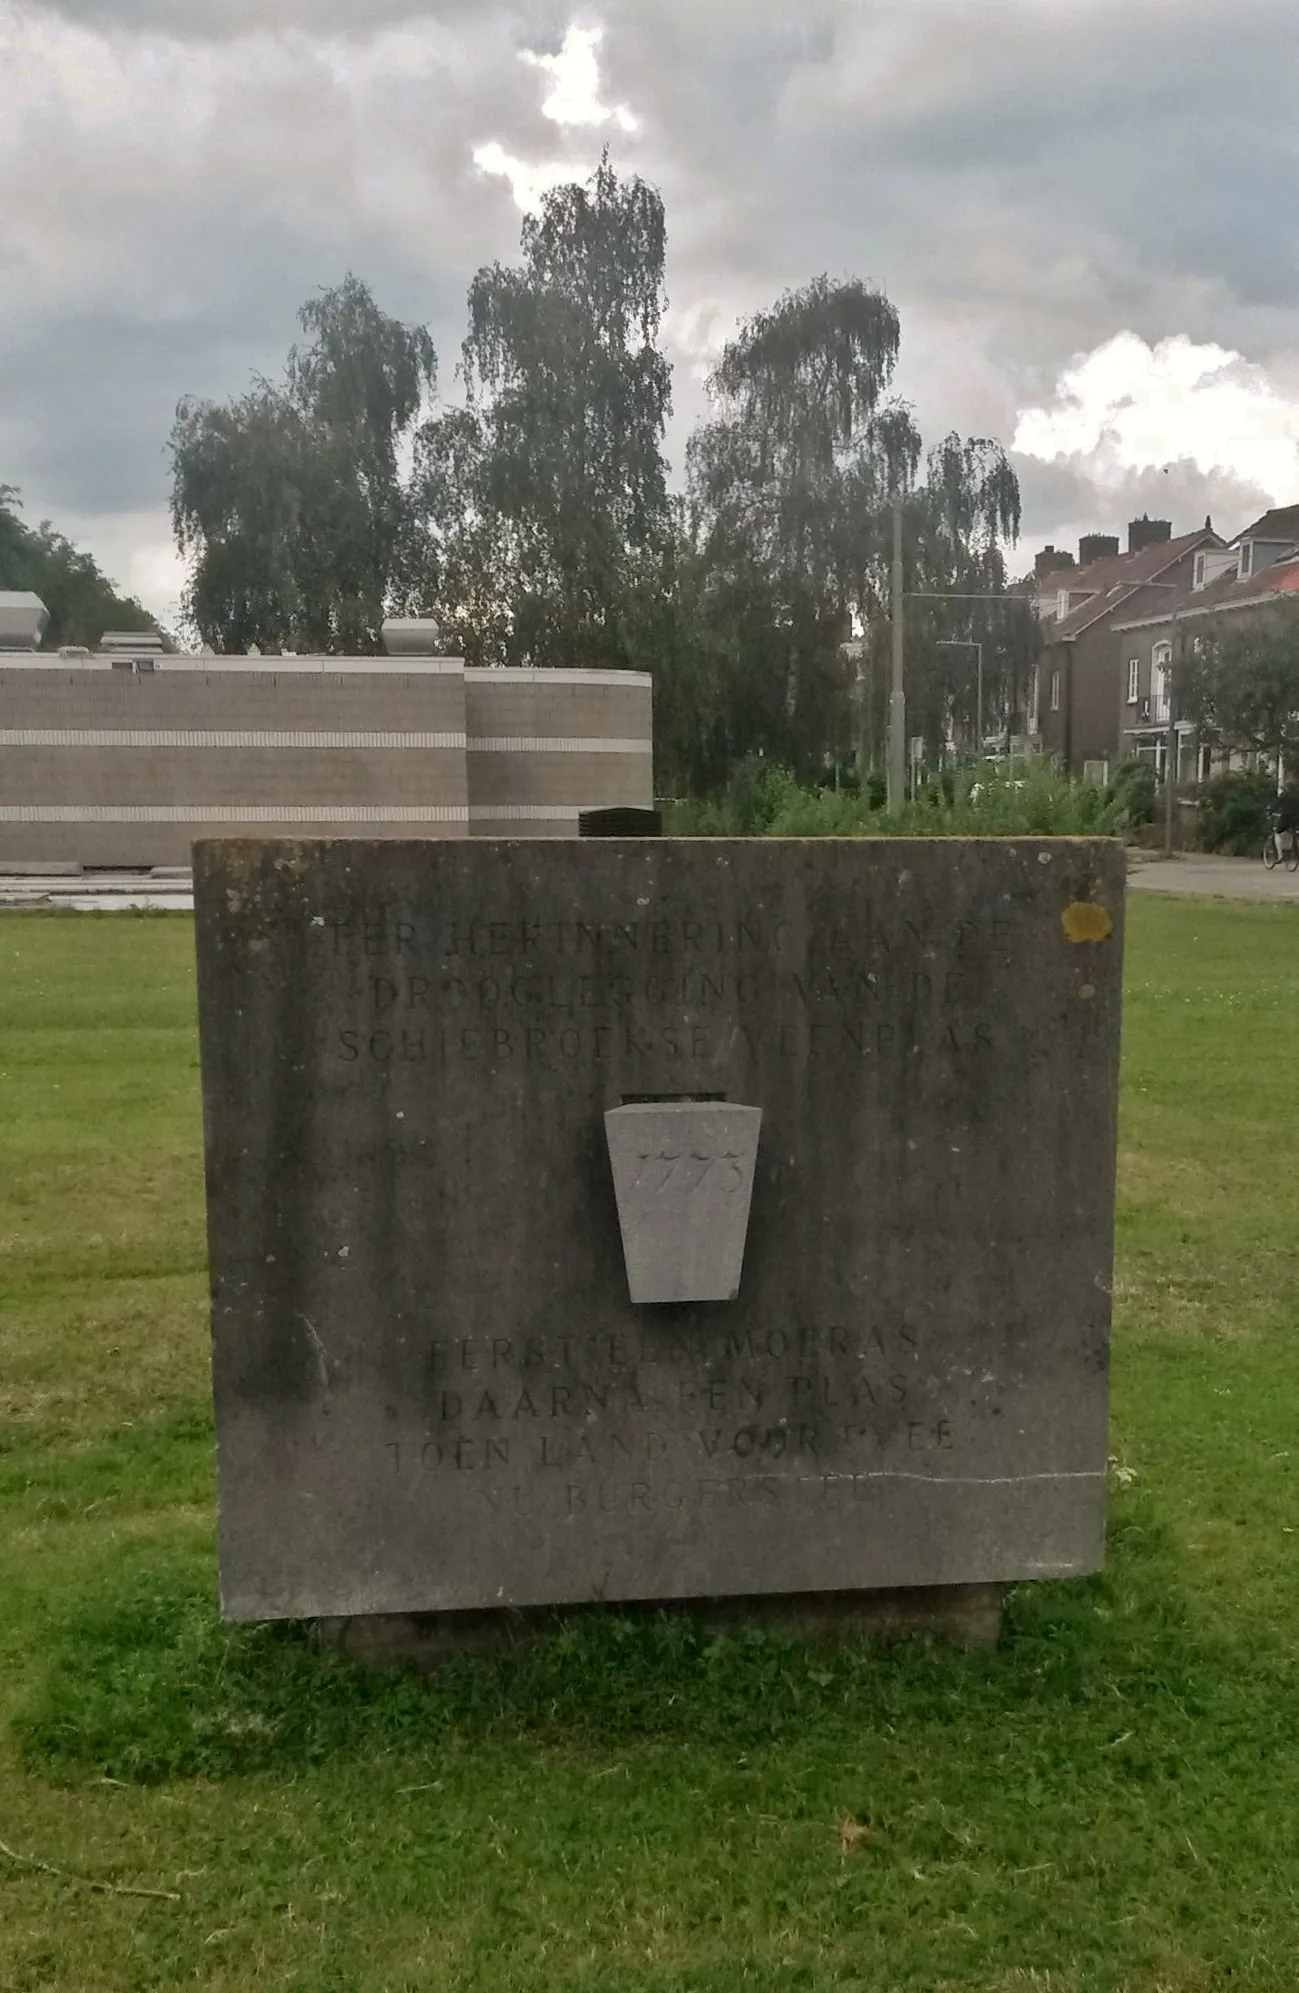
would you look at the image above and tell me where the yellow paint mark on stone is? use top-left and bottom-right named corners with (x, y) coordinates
top-left (1062, 901), bottom-right (1113, 943)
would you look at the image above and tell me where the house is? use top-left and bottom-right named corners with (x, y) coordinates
top-left (1026, 517), bottom-right (1224, 777)
top-left (1230, 504), bottom-right (1299, 585)
top-left (1111, 508), bottom-right (1299, 781)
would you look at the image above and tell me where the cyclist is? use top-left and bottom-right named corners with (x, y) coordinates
top-left (1266, 781), bottom-right (1299, 868)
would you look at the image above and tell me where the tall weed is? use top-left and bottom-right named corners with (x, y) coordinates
top-left (668, 759), bottom-right (1130, 838)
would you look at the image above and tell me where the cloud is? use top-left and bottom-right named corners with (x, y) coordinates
top-left (1015, 333), bottom-right (1299, 496)
top-left (474, 23), bottom-right (642, 211)
top-left (53, 505), bottom-right (188, 626)
top-left (522, 23), bottom-right (638, 133)
top-left (1010, 332), bottom-right (1299, 565)
top-left (4, 0), bottom-right (1299, 622)
top-left (0, 8), bottom-right (526, 505)
top-left (471, 142), bottom-right (578, 215)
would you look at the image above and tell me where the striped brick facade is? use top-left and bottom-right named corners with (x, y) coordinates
top-left (0, 655), bottom-right (653, 866)
top-left (464, 668), bottom-right (653, 837)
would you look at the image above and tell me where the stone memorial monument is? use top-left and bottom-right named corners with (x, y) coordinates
top-left (195, 837), bottom-right (1123, 1632)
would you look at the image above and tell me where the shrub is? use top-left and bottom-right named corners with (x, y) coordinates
top-left (882, 759), bottom-right (1129, 837)
top-left (1195, 770), bottom-right (1276, 855)
top-left (1109, 758), bottom-right (1158, 826)
top-left (664, 757), bottom-right (800, 835)
top-left (723, 754), bottom-right (795, 834)
top-left (668, 758), bottom-right (1132, 838)
top-left (766, 783), bottom-right (877, 835)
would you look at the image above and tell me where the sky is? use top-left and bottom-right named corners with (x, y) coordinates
top-left (3, 0), bottom-right (1299, 626)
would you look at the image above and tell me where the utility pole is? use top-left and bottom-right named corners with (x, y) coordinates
top-left (859, 660), bottom-right (871, 792)
top-left (889, 502), bottom-right (906, 809)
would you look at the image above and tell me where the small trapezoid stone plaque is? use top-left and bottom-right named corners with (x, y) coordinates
top-left (605, 1101), bottom-right (762, 1304)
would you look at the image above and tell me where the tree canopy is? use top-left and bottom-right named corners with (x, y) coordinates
top-left (669, 277), bottom-right (1023, 789)
top-left (1176, 605), bottom-right (1299, 765)
top-left (170, 276), bottom-right (436, 653)
top-left (417, 152), bottom-right (672, 668)
top-left (164, 167), bottom-right (1027, 797)
top-left (0, 488), bottom-right (156, 649)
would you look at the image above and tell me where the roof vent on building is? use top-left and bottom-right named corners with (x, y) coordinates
top-left (1127, 515), bottom-right (1173, 555)
top-left (382, 617), bottom-right (443, 656)
top-left (100, 629), bottom-right (164, 655)
top-left (0, 590), bottom-right (50, 650)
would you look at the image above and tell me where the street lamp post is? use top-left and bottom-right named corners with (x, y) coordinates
top-left (936, 639), bottom-right (984, 754)
top-left (909, 591), bottom-right (1033, 758)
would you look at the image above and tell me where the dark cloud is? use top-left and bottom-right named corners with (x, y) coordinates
top-left (747, 0), bottom-right (1299, 380)
top-left (0, 159), bottom-right (475, 517)
top-left (1009, 453), bottom-right (1275, 575)
top-left (4, 0), bottom-right (1299, 616)
top-left (23, 0), bottom-right (533, 35)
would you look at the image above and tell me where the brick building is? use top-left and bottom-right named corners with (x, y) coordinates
top-left (1111, 505), bottom-right (1299, 781)
top-left (1029, 518), bottom-right (1222, 777)
top-left (0, 612), bottom-right (653, 867)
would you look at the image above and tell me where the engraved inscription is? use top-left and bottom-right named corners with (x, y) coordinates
top-left (630, 1145), bottom-right (747, 1194)
top-left (322, 895), bottom-right (1014, 1070)
top-left (359, 1308), bottom-right (991, 1524)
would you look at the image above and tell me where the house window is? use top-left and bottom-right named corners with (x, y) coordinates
top-left (1194, 554), bottom-right (1204, 588)
top-left (1050, 668), bottom-right (1061, 712)
top-left (1152, 642), bottom-right (1172, 724)
top-left (1127, 657), bottom-right (1140, 704)
top-left (1056, 589), bottom-right (1069, 621)
top-left (1239, 543), bottom-right (1252, 579)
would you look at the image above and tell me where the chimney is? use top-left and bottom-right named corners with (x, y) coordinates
top-left (1033, 545), bottom-right (1075, 581)
top-left (0, 590), bottom-right (50, 650)
top-left (1127, 515), bottom-right (1172, 555)
top-left (1078, 533), bottom-right (1119, 568)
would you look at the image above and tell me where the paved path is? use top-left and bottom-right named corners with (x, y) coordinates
top-left (0, 872), bottom-right (194, 912)
top-left (1128, 854), bottom-right (1299, 903)
top-left (3, 853), bottom-right (1297, 914)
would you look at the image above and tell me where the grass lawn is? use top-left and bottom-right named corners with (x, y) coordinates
top-left (2, 897), bottom-right (1298, 1992)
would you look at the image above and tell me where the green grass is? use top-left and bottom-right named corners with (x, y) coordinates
top-left (2, 899), bottom-right (1298, 1991)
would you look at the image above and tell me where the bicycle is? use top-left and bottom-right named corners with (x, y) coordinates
top-left (1262, 814), bottom-right (1299, 870)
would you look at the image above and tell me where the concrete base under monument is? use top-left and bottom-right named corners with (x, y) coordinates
top-left (314, 1585), bottom-right (1006, 1668)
